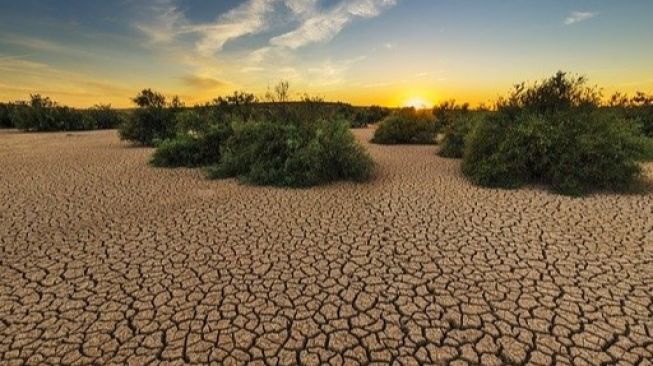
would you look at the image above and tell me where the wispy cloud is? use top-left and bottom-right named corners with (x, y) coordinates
top-left (135, 0), bottom-right (397, 55)
top-left (0, 33), bottom-right (95, 58)
top-left (564, 11), bottom-right (597, 25)
top-left (134, 1), bottom-right (187, 43)
top-left (192, 0), bottom-right (275, 56)
top-left (180, 75), bottom-right (227, 89)
top-left (271, 0), bottom-right (396, 49)
top-left (134, 0), bottom-right (274, 54)
top-left (0, 57), bottom-right (132, 102)
top-left (307, 56), bottom-right (366, 86)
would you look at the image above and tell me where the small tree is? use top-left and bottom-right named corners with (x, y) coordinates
top-left (132, 89), bottom-right (166, 108)
top-left (119, 89), bottom-right (179, 145)
top-left (265, 81), bottom-right (290, 102)
top-left (213, 91), bottom-right (258, 121)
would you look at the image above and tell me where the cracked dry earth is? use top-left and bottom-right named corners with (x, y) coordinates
top-left (1, 128), bottom-right (653, 366)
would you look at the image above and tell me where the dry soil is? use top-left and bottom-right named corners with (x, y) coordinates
top-left (1, 128), bottom-right (652, 365)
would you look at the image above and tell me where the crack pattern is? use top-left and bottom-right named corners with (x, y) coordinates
top-left (1, 128), bottom-right (652, 365)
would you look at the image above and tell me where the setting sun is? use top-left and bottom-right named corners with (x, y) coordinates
top-left (403, 97), bottom-right (432, 109)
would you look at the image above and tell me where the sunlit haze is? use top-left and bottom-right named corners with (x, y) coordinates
top-left (1, 0), bottom-right (652, 107)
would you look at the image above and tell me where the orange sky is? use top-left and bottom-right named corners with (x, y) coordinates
top-left (1, 1), bottom-right (652, 108)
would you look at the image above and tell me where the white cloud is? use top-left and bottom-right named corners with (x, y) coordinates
top-left (134, 0), bottom-right (188, 43)
top-left (564, 11), bottom-right (597, 25)
top-left (247, 47), bottom-right (273, 63)
top-left (306, 56), bottom-right (366, 86)
top-left (284, 0), bottom-right (319, 16)
top-left (134, 0), bottom-right (397, 55)
top-left (135, 0), bottom-right (276, 54)
top-left (191, 0), bottom-right (276, 56)
top-left (271, 0), bottom-right (397, 49)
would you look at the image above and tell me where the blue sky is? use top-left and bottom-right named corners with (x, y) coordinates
top-left (1, 0), bottom-right (652, 107)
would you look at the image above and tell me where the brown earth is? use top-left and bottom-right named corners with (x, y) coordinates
top-left (1, 128), bottom-right (652, 366)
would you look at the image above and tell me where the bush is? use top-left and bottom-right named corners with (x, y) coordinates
top-left (10, 95), bottom-right (97, 131)
top-left (119, 89), bottom-right (180, 146)
top-left (462, 72), bottom-right (649, 196)
top-left (151, 122), bottom-right (233, 168)
top-left (438, 113), bottom-right (483, 158)
top-left (642, 138), bottom-right (653, 161)
top-left (0, 103), bottom-right (15, 128)
top-left (433, 100), bottom-right (469, 132)
top-left (212, 91), bottom-right (258, 122)
top-left (207, 118), bottom-right (373, 187)
top-left (3, 96), bottom-right (122, 131)
top-left (372, 108), bottom-right (437, 144)
top-left (88, 104), bottom-right (124, 129)
top-left (608, 92), bottom-right (653, 138)
top-left (350, 105), bottom-right (390, 128)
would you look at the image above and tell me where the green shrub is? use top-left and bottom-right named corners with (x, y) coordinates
top-left (0, 103), bottom-right (15, 128)
top-left (433, 100), bottom-right (469, 132)
top-left (207, 119), bottom-right (373, 187)
top-left (5, 95), bottom-right (122, 132)
top-left (150, 135), bottom-right (202, 168)
top-left (463, 111), bottom-right (554, 189)
top-left (372, 109), bottom-right (437, 144)
top-left (10, 95), bottom-right (95, 131)
top-left (350, 106), bottom-right (390, 128)
top-left (499, 71), bottom-right (600, 116)
top-left (462, 72), bottom-right (651, 195)
top-left (88, 104), bottom-right (124, 129)
top-left (212, 91), bottom-right (258, 122)
top-left (119, 89), bottom-right (180, 146)
top-left (151, 123), bottom-right (233, 168)
top-left (438, 113), bottom-right (483, 158)
top-left (642, 138), bottom-right (653, 161)
top-left (608, 92), bottom-right (653, 138)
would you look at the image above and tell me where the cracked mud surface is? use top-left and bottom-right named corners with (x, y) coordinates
top-left (1, 128), bottom-right (653, 366)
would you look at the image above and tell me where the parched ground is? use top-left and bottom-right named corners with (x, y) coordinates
top-left (1, 128), bottom-right (652, 366)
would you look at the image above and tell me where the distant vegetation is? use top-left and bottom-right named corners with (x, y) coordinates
top-left (607, 91), bottom-right (653, 138)
top-left (371, 107), bottom-right (438, 144)
top-left (3, 73), bottom-right (651, 195)
top-left (128, 83), bottom-right (375, 187)
top-left (0, 95), bottom-right (124, 131)
top-left (438, 72), bottom-right (652, 196)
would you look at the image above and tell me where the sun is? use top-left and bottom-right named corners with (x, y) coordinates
top-left (403, 97), bottom-right (432, 109)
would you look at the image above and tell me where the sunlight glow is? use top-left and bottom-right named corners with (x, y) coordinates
top-left (403, 97), bottom-right (432, 109)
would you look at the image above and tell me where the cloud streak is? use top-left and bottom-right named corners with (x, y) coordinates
top-left (135, 0), bottom-right (397, 55)
top-left (271, 0), bottom-right (396, 49)
top-left (180, 75), bottom-right (227, 89)
top-left (564, 11), bottom-right (597, 25)
top-left (191, 0), bottom-right (275, 56)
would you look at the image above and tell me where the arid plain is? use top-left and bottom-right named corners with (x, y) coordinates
top-left (1, 128), bottom-right (652, 365)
